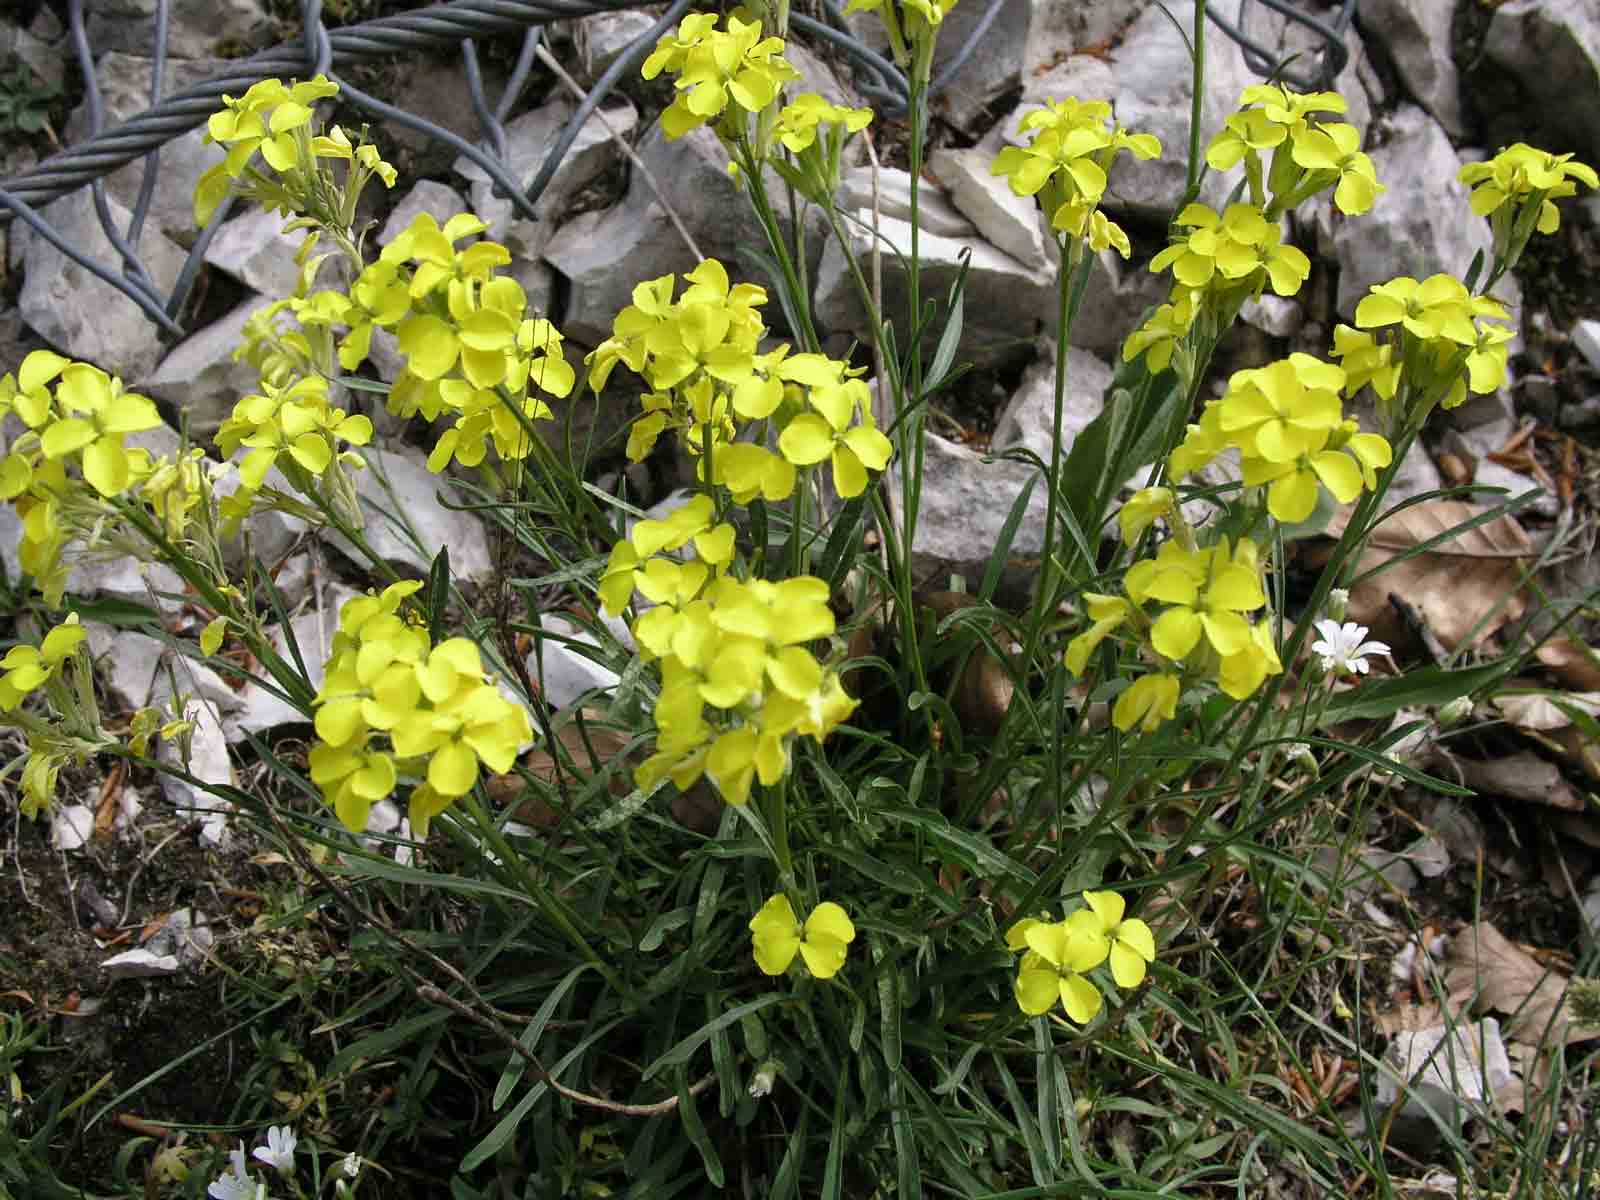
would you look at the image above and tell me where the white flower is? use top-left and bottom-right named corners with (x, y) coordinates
top-left (341, 1152), bottom-right (361, 1178)
top-left (208, 1146), bottom-right (265, 1200)
top-left (252, 1125), bottom-right (297, 1173)
top-left (1311, 619), bottom-right (1390, 675)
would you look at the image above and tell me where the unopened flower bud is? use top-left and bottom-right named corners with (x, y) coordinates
top-left (748, 1061), bottom-right (780, 1099)
top-left (1289, 743), bottom-right (1318, 775)
top-left (1436, 696), bottom-right (1473, 728)
top-left (1326, 588), bottom-right (1349, 622)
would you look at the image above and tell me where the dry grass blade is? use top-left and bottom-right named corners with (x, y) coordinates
top-left (1443, 921), bottom-right (1600, 1048)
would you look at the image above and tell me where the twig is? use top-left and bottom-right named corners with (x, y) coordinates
top-left (533, 44), bottom-right (704, 261)
top-left (119, 823), bottom-right (196, 928)
top-left (255, 801), bottom-right (680, 1114)
top-left (417, 984), bottom-right (715, 1116)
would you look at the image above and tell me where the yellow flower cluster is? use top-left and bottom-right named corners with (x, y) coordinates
top-left (1205, 84), bottom-right (1382, 217)
top-left (1459, 143), bottom-right (1596, 238)
top-left (1124, 85), bottom-right (1378, 375)
top-left (194, 76), bottom-right (396, 227)
top-left (0, 351), bottom-right (168, 600)
top-left (991, 97), bottom-right (1161, 255)
top-left (1065, 535), bottom-right (1282, 730)
top-left (1347, 273), bottom-right (1514, 415)
top-left (1167, 353), bottom-right (1394, 523)
top-left (599, 496), bottom-right (856, 807)
top-left (1008, 891), bottom-right (1156, 1023)
top-left (216, 374), bottom-right (373, 493)
top-left (588, 259), bottom-right (892, 501)
top-left (643, 13), bottom-right (799, 141)
top-left (310, 582), bottom-right (533, 834)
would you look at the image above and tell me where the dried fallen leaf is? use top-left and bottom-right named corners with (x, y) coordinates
top-left (1535, 636), bottom-right (1600, 691)
top-left (1443, 921), bottom-right (1600, 1048)
top-left (1452, 751), bottom-right (1581, 810)
top-left (1376, 1002), bottom-right (1447, 1037)
top-left (1492, 689), bottom-right (1600, 732)
top-left (919, 591), bottom-right (1017, 738)
top-left (1331, 501), bottom-right (1530, 651)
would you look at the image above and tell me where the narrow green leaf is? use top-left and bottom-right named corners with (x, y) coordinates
top-left (676, 1065), bottom-right (724, 1186)
top-left (641, 996), bottom-right (784, 1082)
top-left (492, 964), bottom-right (589, 1109)
top-left (980, 472), bottom-right (1038, 603)
top-left (1319, 661), bottom-right (1514, 723)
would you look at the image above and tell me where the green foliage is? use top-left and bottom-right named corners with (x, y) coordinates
top-left (0, 66), bottom-right (60, 138)
top-left (2, 3), bottom-right (1596, 1196)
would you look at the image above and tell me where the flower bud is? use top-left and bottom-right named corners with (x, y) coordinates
top-left (748, 1061), bottom-right (780, 1098)
top-left (1436, 696), bottom-right (1473, 728)
top-left (1326, 588), bottom-right (1349, 622)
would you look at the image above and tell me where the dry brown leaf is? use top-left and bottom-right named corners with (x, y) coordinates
top-left (918, 591), bottom-right (1017, 737)
top-left (1492, 689), bottom-right (1600, 732)
top-left (1548, 810), bottom-right (1600, 851)
top-left (1376, 1003), bottom-right (1447, 1037)
top-left (1549, 725), bottom-right (1600, 785)
top-left (1335, 501), bottom-right (1530, 651)
top-left (1443, 921), bottom-right (1600, 1048)
top-left (1535, 636), bottom-right (1600, 691)
top-left (1452, 752), bottom-right (1582, 810)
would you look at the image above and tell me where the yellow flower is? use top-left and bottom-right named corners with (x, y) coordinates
top-left (40, 364), bottom-right (163, 497)
top-left (0, 615), bottom-right (85, 711)
top-left (1080, 891), bottom-right (1156, 988)
top-left (1013, 912), bottom-right (1108, 1022)
top-left (1062, 593), bottom-right (1131, 677)
top-left (1112, 673), bottom-right (1180, 733)
top-left (1290, 121), bottom-right (1384, 215)
top-left (1145, 539), bottom-right (1266, 661)
top-left (772, 93), bottom-right (873, 154)
top-left (749, 894), bottom-right (855, 978)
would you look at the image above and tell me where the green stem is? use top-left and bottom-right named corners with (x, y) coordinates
top-left (1186, 0), bottom-right (1207, 199)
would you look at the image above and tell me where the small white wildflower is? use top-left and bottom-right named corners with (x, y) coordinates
top-left (252, 1125), bottom-right (297, 1173)
top-left (1311, 619), bottom-right (1390, 676)
top-left (341, 1152), bottom-right (361, 1178)
top-left (208, 1146), bottom-right (264, 1200)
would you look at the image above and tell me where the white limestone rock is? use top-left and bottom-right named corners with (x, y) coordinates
top-left (1329, 105), bottom-right (1497, 318)
top-left (545, 198), bottom-right (689, 346)
top-left (1357, 0), bottom-right (1467, 138)
top-left (813, 209), bottom-right (1052, 367)
top-left (1377, 1019), bottom-right (1513, 1127)
top-left (203, 208), bottom-right (308, 297)
top-left (990, 347), bottom-right (1114, 464)
top-left (928, 147), bottom-right (1051, 267)
top-left (1484, 0), bottom-right (1600, 162)
top-left (575, 8), bottom-right (662, 77)
top-left (142, 297), bottom-right (266, 442)
top-left (84, 0), bottom-right (269, 58)
top-left (329, 447), bottom-right (495, 585)
top-left (17, 190), bottom-right (186, 380)
top-left (838, 167), bottom-right (975, 238)
top-left (378, 181), bottom-right (469, 247)
top-left (528, 616), bottom-right (623, 711)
